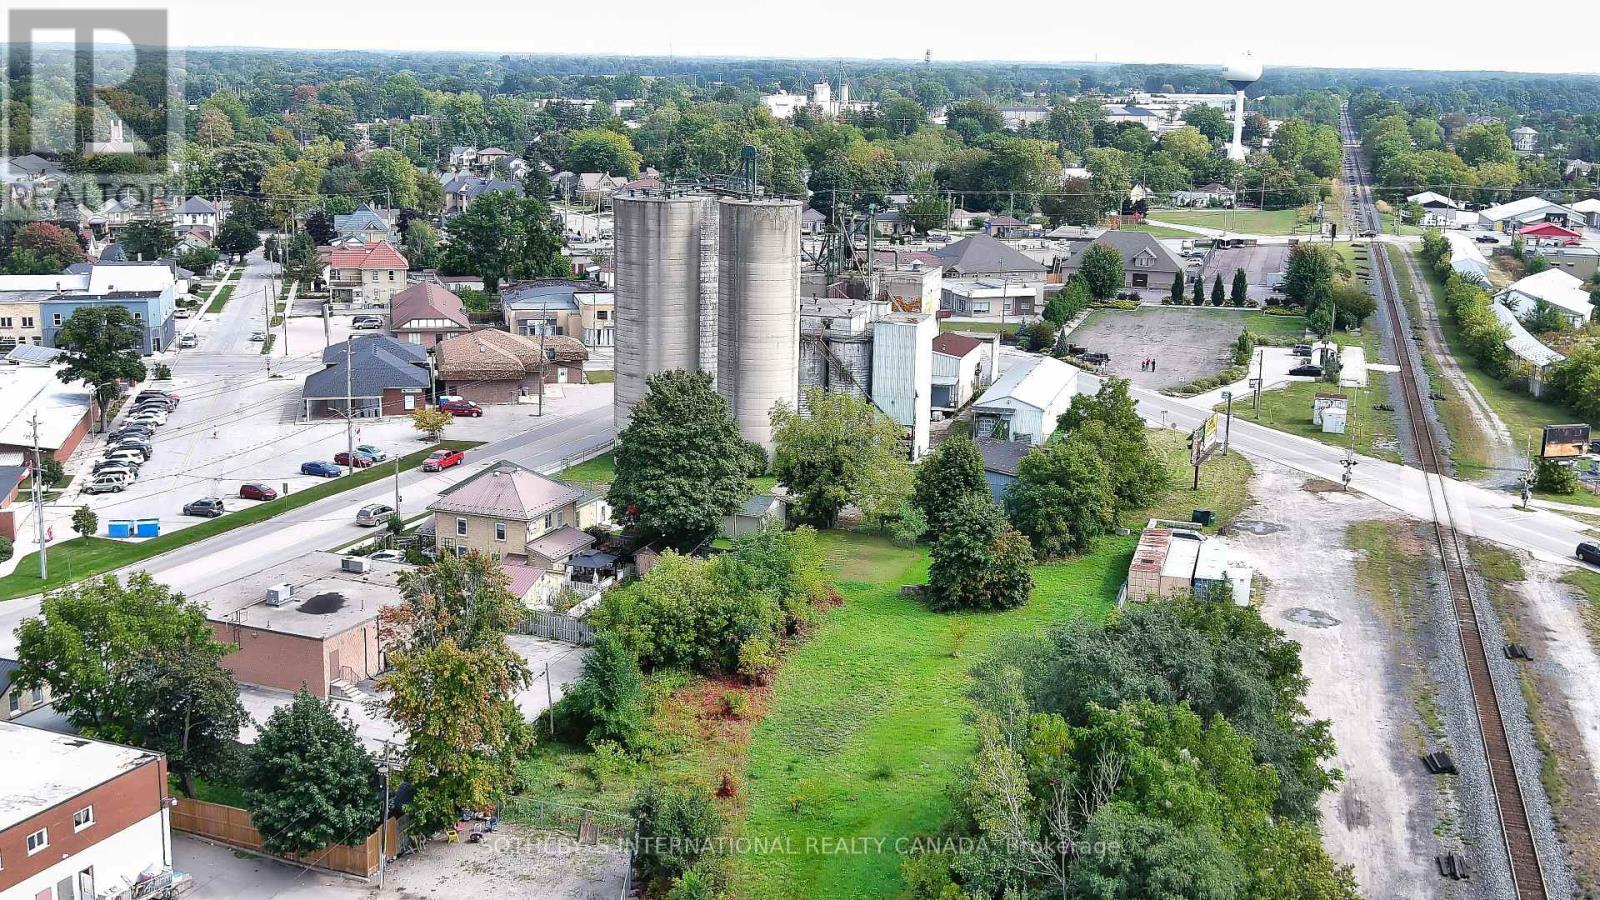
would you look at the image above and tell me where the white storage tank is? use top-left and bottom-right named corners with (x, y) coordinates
top-left (612, 192), bottom-right (717, 430)
top-left (717, 197), bottom-right (801, 450)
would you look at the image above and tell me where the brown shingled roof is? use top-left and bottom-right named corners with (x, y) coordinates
top-left (434, 329), bottom-right (587, 381)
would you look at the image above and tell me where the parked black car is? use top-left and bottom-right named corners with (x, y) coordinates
top-left (1579, 543), bottom-right (1600, 566)
top-left (1289, 364), bottom-right (1324, 377)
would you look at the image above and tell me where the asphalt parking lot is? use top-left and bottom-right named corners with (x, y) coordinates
top-left (1068, 306), bottom-right (1254, 390)
top-left (1199, 243), bottom-right (1293, 304)
top-left (62, 305), bottom-right (598, 539)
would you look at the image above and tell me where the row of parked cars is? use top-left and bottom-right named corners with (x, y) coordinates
top-left (83, 390), bottom-right (181, 494)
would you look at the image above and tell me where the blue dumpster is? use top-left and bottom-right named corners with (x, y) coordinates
top-left (108, 519), bottom-right (133, 538)
top-left (135, 518), bottom-right (161, 538)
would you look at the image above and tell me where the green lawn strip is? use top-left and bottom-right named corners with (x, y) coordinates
top-left (1399, 244), bottom-right (1576, 479)
top-left (0, 440), bottom-right (479, 601)
top-left (737, 532), bottom-right (1124, 898)
top-left (938, 320), bottom-right (1017, 336)
top-left (585, 370), bottom-right (616, 384)
top-left (1146, 206), bottom-right (1308, 235)
top-left (1239, 309), bottom-right (1395, 463)
top-left (1114, 222), bottom-right (1203, 239)
top-left (1141, 427), bottom-right (1255, 529)
top-left (1245, 313), bottom-right (1310, 343)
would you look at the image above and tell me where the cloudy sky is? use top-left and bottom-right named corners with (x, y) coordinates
top-left (27, 0), bottom-right (1600, 76)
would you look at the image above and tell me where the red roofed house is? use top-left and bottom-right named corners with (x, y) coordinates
top-left (387, 281), bottom-right (469, 347)
top-left (428, 460), bottom-right (609, 604)
top-left (931, 331), bottom-right (998, 412)
top-left (1519, 221), bottom-right (1583, 248)
top-left (324, 241), bottom-right (408, 306)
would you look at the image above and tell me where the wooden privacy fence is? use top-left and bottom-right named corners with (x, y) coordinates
top-left (172, 798), bottom-right (397, 880)
top-left (520, 610), bottom-right (595, 645)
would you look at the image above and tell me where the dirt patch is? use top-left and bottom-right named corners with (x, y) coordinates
top-left (1301, 477), bottom-right (1347, 493)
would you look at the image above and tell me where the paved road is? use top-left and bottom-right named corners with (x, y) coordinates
top-left (0, 386), bottom-right (615, 656)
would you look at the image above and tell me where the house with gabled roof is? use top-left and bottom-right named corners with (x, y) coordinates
top-left (171, 195), bottom-right (221, 236)
top-left (429, 459), bottom-right (607, 603)
top-left (387, 281), bottom-right (469, 347)
top-left (930, 233), bottom-right (1047, 278)
top-left (322, 241), bottom-right (408, 305)
top-left (435, 329), bottom-right (587, 404)
top-left (1060, 231), bottom-right (1184, 295)
top-left (333, 203), bottom-right (395, 244)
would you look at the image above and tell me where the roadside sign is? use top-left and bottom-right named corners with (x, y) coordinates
top-left (1541, 423), bottom-right (1591, 459)
top-left (1190, 413), bottom-right (1222, 466)
top-left (1248, 378), bottom-right (1261, 389)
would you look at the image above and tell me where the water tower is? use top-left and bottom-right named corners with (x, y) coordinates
top-left (1222, 54), bottom-right (1262, 161)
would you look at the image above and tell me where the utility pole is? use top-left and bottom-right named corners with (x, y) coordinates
top-left (345, 336), bottom-right (356, 473)
top-left (1221, 391), bottom-right (1234, 455)
top-left (537, 298), bottom-right (547, 417)
top-left (30, 414), bottom-right (46, 580)
top-left (1253, 347), bottom-right (1264, 416)
top-left (393, 455), bottom-right (401, 519)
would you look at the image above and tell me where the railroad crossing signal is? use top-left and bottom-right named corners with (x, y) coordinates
top-left (1340, 452), bottom-right (1357, 490)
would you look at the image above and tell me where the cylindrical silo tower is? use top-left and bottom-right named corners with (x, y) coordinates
top-left (717, 197), bottom-right (801, 451)
top-left (612, 193), bottom-right (717, 430)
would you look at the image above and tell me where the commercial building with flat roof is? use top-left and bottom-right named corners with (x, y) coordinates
top-left (191, 551), bottom-right (409, 698)
top-left (0, 722), bottom-right (172, 900)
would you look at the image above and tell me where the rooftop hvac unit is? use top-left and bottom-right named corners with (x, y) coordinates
top-left (342, 556), bottom-right (372, 574)
top-left (265, 583), bottom-right (294, 607)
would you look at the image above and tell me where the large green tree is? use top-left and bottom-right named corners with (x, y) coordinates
top-left (12, 574), bottom-right (245, 795)
top-left (771, 388), bottom-right (913, 529)
top-left (378, 553), bottom-right (532, 835)
top-left (1057, 377), bottom-right (1167, 507)
top-left (215, 217), bottom-right (262, 257)
top-left (610, 370), bottom-right (752, 548)
top-left (54, 306), bottom-right (147, 431)
top-left (244, 690), bottom-right (379, 855)
top-left (926, 494), bottom-right (1034, 612)
top-left (439, 191), bottom-right (567, 293)
top-left (1003, 436), bottom-right (1117, 558)
top-left (119, 219), bottom-right (178, 261)
top-left (913, 433), bottom-right (990, 543)
top-left (565, 128), bottom-right (643, 177)
top-left (556, 631), bottom-right (647, 750)
top-left (1078, 243), bottom-right (1125, 300)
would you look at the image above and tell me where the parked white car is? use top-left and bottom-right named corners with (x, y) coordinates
top-left (83, 472), bottom-right (130, 494)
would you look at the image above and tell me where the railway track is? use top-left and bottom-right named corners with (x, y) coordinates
top-left (1342, 108), bottom-right (1550, 899)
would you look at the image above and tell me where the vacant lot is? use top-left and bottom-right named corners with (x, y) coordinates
top-left (1070, 305), bottom-right (1253, 390)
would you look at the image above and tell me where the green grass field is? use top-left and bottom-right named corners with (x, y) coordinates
top-left (1245, 314), bottom-right (1310, 343)
top-left (938, 320), bottom-right (1018, 336)
top-left (585, 370), bottom-right (616, 384)
top-left (737, 533), bottom-right (1124, 898)
top-left (1146, 207), bottom-right (1308, 236)
top-left (1229, 380), bottom-right (1401, 464)
top-left (0, 440), bottom-right (478, 601)
top-left (735, 431), bottom-right (1251, 897)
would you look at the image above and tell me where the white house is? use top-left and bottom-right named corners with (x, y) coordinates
top-left (170, 196), bottom-right (220, 236)
top-left (1406, 191), bottom-right (1463, 227)
top-left (972, 354), bottom-right (1079, 446)
top-left (1571, 197), bottom-right (1600, 229)
top-left (1496, 269), bottom-right (1594, 329)
top-left (1512, 125), bottom-right (1538, 153)
top-left (931, 331), bottom-right (997, 412)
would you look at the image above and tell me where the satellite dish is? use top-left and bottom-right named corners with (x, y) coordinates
top-left (1222, 54), bottom-right (1262, 89)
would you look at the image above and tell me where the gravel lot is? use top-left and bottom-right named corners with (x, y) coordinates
top-left (1226, 461), bottom-right (1451, 898)
top-left (1067, 306), bottom-right (1253, 390)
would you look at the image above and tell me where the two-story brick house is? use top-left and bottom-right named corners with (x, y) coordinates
top-left (428, 460), bottom-right (600, 603)
top-left (323, 241), bottom-right (409, 306)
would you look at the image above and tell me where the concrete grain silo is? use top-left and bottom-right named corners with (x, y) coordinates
top-left (612, 193), bottom-right (718, 429)
top-left (717, 197), bottom-right (801, 450)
